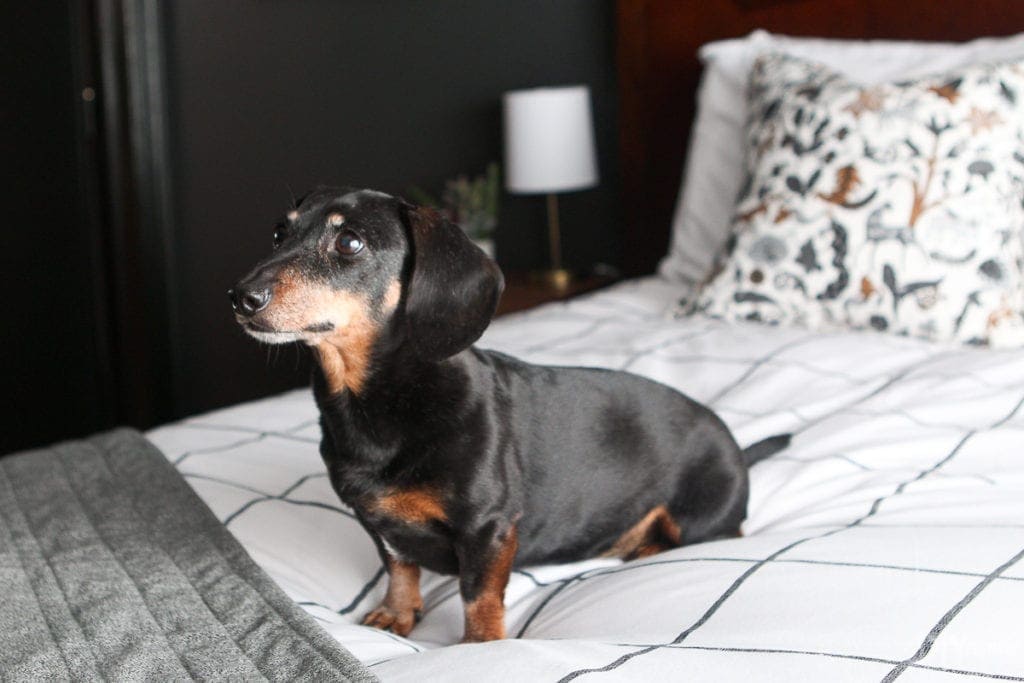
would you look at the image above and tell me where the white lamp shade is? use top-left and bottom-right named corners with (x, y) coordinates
top-left (503, 85), bottom-right (599, 194)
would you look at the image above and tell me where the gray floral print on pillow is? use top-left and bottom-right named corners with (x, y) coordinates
top-left (692, 52), bottom-right (1024, 347)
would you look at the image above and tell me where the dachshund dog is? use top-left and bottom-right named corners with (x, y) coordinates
top-left (229, 188), bottom-right (789, 642)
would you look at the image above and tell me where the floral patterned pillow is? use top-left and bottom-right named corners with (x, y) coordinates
top-left (691, 52), bottom-right (1024, 346)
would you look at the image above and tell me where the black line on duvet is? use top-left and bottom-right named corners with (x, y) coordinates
top-left (783, 350), bottom-right (959, 437)
top-left (598, 644), bottom-right (1024, 682)
top-left (181, 470), bottom-right (326, 500)
top-left (170, 419), bottom-right (321, 465)
top-left (611, 642), bottom-right (901, 666)
top-left (371, 628), bottom-right (425, 653)
top-left (278, 472), bottom-right (328, 497)
top-left (846, 406), bottom-right (993, 432)
top-left (619, 328), bottom-right (717, 371)
top-left (223, 496), bottom-right (357, 525)
top-left (713, 350), bottom-right (960, 440)
top-left (515, 580), bottom-right (576, 638)
top-left (552, 529), bottom-right (872, 681)
top-left (862, 431), bottom-right (975, 521)
top-left (367, 655), bottom-right (405, 668)
top-left (352, 622), bottom-right (426, 653)
top-left (221, 471), bottom-right (354, 525)
top-left (862, 390), bottom-right (1024, 523)
top-left (781, 557), bottom-right (1024, 582)
top-left (512, 285), bottom-right (656, 321)
top-left (659, 352), bottom-right (873, 386)
top-left (517, 549), bottom-right (1024, 639)
top-left (176, 425), bottom-right (319, 443)
top-left (556, 391), bottom-right (1024, 681)
top-left (883, 543), bottom-right (1024, 682)
top-left (283, 418), bottom-right (320, 433)
top-left (295, 568), bottom-right (388, 622)
top-left (708, 334), bottom-right (818, 404)
top-left (336, 566), bottom-right (387, 615)
top-left (758, 452), bottom-right (873, 471)
top-left (864, 528), bottom-right (1024, 532)
top-left (180, 417), bottom-right (318, 436)
top-left (173, 433), bottom-right (269, 465)
top-left (180, 472), bottom-right (274, 497)
top-left (514, 568), bottom-right (547, 586)
top-left (522, 317), bottom-right (617, 354)
top-left (529, 552), bottom-right (1024, 596)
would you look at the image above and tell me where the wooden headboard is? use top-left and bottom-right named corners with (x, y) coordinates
top-left (616, 0), bottom-right (1024, 276)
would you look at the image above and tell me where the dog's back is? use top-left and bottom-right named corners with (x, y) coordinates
top-left (466, 349), bottom-right (749, 565)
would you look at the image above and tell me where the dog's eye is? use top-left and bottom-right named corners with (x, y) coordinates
top-left (336, 231), bottom-right (365, 256)
top-left (273, 225), bottom-right (287, 248)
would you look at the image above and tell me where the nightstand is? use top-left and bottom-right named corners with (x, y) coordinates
top-left (494, 271), bottom-right (619, 317)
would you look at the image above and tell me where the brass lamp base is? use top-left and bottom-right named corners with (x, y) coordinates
top-left (530, 268), bottom-right (573, 291)
top-left (534, 193), bottom-right (572, 292)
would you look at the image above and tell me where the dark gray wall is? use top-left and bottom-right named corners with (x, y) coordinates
top-left (164, 1), bottom-right (620, 415)
top-left (1, 3), bottom-right (112, 453)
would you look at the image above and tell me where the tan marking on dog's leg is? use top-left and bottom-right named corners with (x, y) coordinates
top-left (462, 525), bottom-right (517, 643)
top-left (362, 557), bottom-right (422, 636)
top-left (371, 487), bottom-right (447, 525)
top-left (602, 505), bottom-right (682, 561)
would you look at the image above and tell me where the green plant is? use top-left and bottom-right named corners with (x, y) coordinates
top-left (409, 163), bottom-right (500, 240)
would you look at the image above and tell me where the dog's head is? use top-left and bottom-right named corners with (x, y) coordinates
top-left (229, 187), bottom-right (503, 393)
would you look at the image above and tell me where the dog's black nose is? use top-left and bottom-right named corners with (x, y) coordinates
top-left (228, 287), bottom-right (271, 317)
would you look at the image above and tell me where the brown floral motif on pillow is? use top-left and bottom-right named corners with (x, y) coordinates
top-left (693, 52), bottom-right (1024, 346)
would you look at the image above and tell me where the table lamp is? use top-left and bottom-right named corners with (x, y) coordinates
top-left (503, 85), bottom-right (599, 290)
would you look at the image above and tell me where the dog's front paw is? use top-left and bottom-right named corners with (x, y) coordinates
top-left (362, 604), bottom-right (421, 636)
top-left (458, 629), bottom-right (504, 644)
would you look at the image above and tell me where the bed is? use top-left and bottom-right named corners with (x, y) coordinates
top-left (146, 1), bottom-right (1024, 680)
top-left (147, 275), bottom-right (1024, 681)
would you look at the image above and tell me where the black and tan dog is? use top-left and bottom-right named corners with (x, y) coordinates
top-left (229, 187), bottom-right (789, 642)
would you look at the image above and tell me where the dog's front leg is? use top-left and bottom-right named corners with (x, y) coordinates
top-left (362, 554), bottom-right (423, 637)
top-left (456, 522), bottom-right (518, 643)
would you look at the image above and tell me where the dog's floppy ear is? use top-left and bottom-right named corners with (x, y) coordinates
top-left (400, 203), bottom-right (504, 361)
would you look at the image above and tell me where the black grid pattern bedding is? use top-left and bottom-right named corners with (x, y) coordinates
top-left (148, 277), bottom-right (1024, 682)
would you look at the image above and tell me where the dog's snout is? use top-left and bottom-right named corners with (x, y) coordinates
top-left (229, 286), bottom-right (272, 317)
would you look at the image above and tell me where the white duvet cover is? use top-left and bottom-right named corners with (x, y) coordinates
top-left (148, 277), bottom-right (1024, 682)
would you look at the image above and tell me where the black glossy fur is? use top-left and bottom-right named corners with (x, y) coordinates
top-left (230, 187), bottom-right (789, 641)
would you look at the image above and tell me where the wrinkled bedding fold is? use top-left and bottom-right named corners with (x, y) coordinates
top-left (0, 428), bottom-right (373, 681)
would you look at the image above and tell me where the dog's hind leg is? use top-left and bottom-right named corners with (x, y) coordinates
top-left (602, 505), bottom-right (683, 561)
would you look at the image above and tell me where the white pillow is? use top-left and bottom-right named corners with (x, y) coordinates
top-left (692, 52), bottom-right (1024, 347)
top-left (660, 29), bottom-right (1024, 288)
